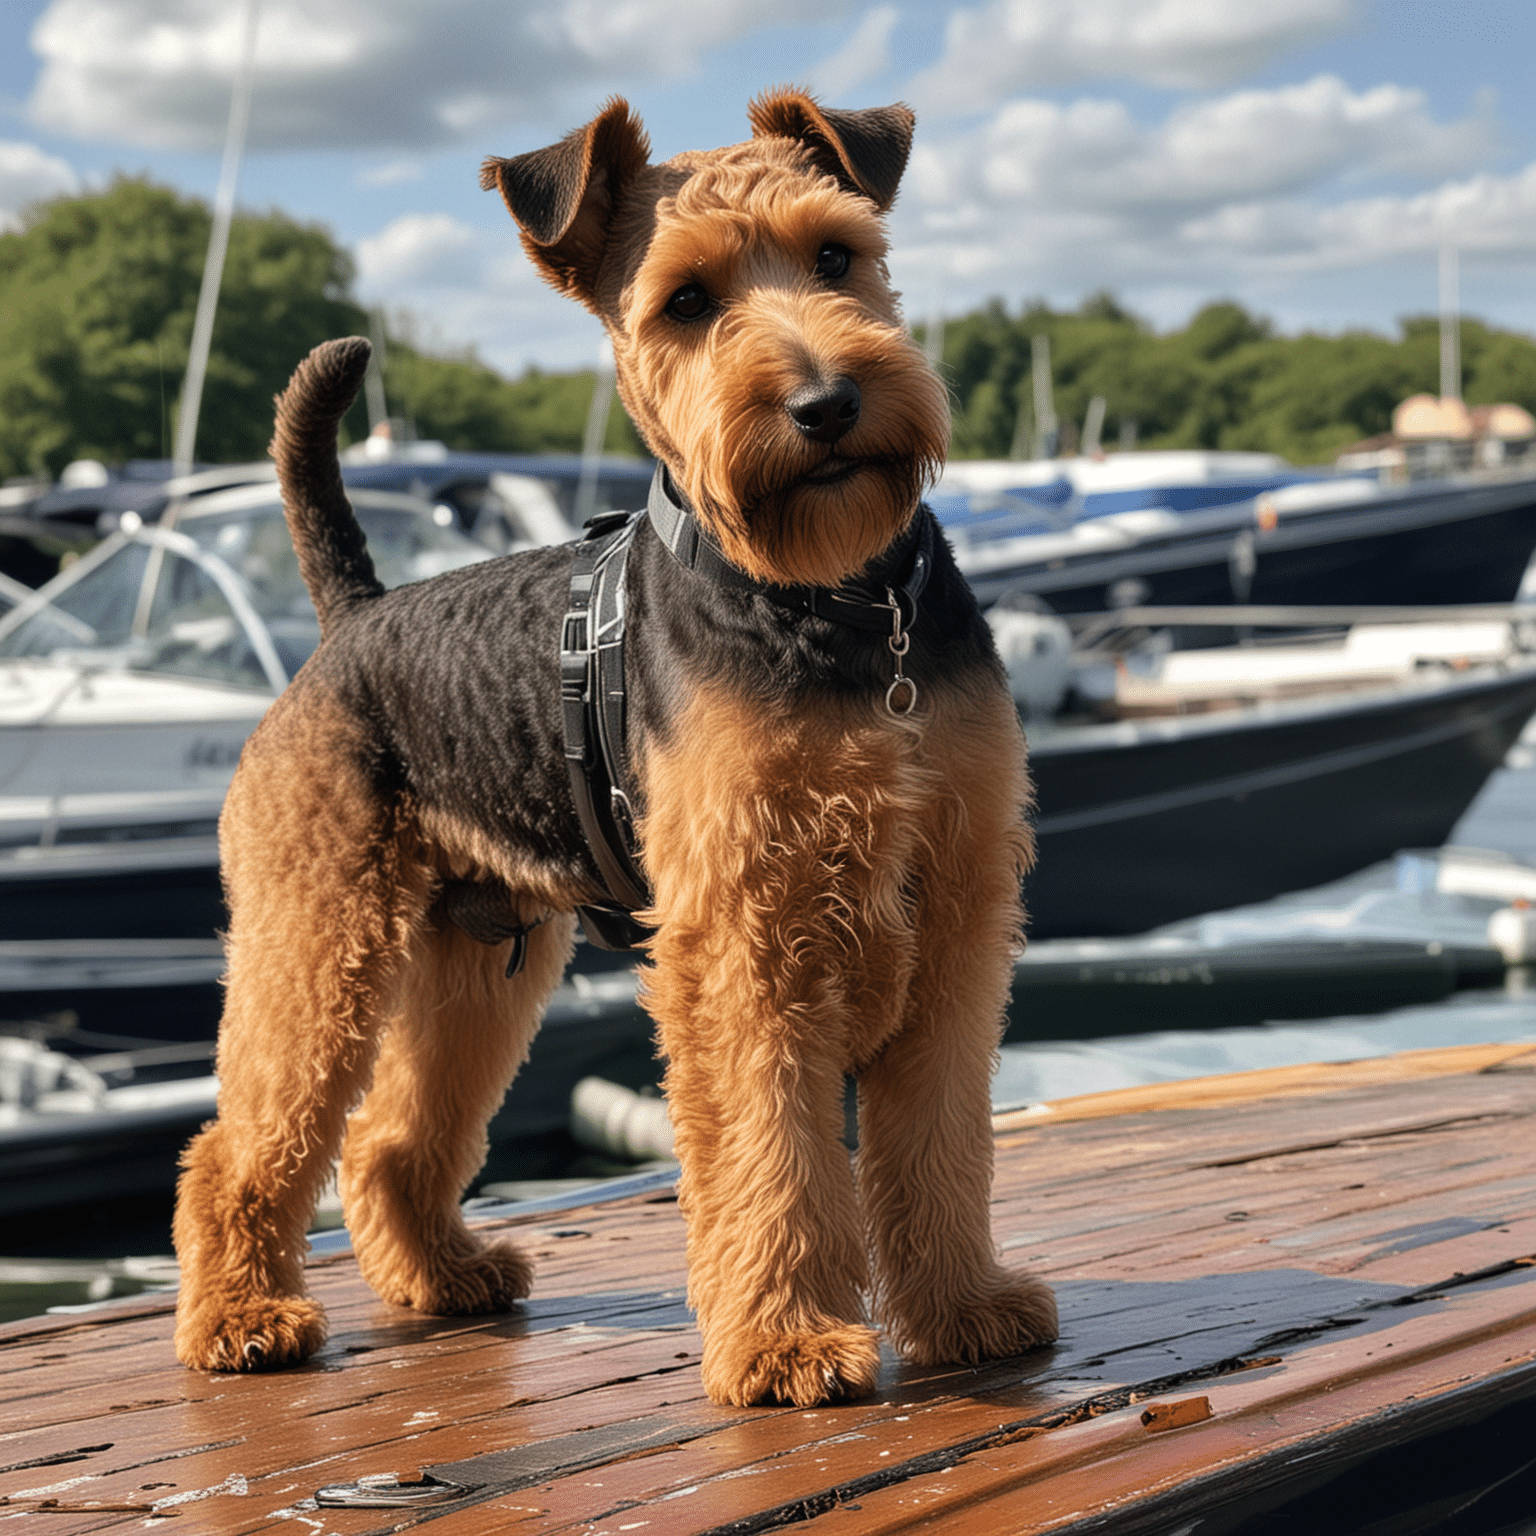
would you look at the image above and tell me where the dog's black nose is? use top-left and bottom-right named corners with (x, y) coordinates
top-left (786, 376), bottom-right (861, 443)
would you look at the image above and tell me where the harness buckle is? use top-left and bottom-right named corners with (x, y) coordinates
top-left (611, 787), bottom-right (638, 845)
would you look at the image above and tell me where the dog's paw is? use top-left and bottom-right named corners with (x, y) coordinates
top-left (702, 1323), bottom-right (881, 1408)
top-left (371, 1237), bottom-right (534, 1315)
top-left (889, 1272), bottom-right (1058, 1367)
top-left (175, 1294), bottom-right (327, 1373)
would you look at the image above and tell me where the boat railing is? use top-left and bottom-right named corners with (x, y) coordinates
top-left (119, 524), bottom-right (290, 692)
top-left (1070, 602), bottom-right (1536, 653)
top-left (0, 523), bottom-right (290, 693)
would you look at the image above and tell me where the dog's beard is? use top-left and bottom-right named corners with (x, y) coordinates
top-left (724, 457), bottom-right (932, 587)
top-left (683, 353), bottom-right (949, 588)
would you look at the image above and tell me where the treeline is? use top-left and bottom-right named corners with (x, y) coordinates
top-left (6, 180), bottom-right (1536, 479)
top-left (381, 343), bottom-right (644, 460)
top-left (0, 178), bottom-right (640, 481)
top-left (0, 179), bottom-right (362, 476)
top-left (931, 294), bottom-right (1536, 465)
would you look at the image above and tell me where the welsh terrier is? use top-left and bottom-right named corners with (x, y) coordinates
top-left (173, 89), bottom-right (1058, 1408)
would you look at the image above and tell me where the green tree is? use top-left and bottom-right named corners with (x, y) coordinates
top-left (14, 180), bottom-right (1535, 480)
top-left (383, 345), bottom-right (644, 456)
top-left (0, 177), bottom-right (366, 477)
top-left (934, 295), bottom-right (1536, 465)
top-left (0, 178), bottom-right (650, 478)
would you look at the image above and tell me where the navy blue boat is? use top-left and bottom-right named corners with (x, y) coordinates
top-left (1023, 637), bottom-right (1536, 936)
top-left (938, 457), bottom-right (1536, 613)
top-left (6, 626), bottom-right (1534, 964)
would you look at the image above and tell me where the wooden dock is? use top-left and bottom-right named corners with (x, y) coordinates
top-left (3, 1041), bottom-right (1534, 1532)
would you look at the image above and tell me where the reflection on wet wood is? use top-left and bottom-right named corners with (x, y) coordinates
top-left (1, 1043), bottom-right (1533, 1532)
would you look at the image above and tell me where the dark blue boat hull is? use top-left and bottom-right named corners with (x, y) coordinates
top-left (1024, 662), bottom-right (1536, 937)
top-left (5, 663), bottom-right (1535, 965)
top-left (962, 476), bottom-right (1536, 612)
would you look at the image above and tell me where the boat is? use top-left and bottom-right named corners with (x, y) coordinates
top-left (20, 449), bottom-right (656, 562)
top-left (338, 445), bottom-right (655, 552)
top-left (931, 449), bottom-right (1311, 535)
top-left (0, 478), bottom-right (493, 943)
top-left (6, 565), bottom-right (1535, 961)
top-left (0, 966), bottom-right (650, 1222)
top-left (1015, 604), bottom-right (1536, 936)
top-left (1007, 843), bottom-right (1533, 1036)
top-left (8, 446), bottom-right (1536, 967)
top-left (938, 454), bottom-right (1536, 612)
top-left (21, 457), bottom-right (288, 544)
top-left (0, 938), bottom-right (226, 1041)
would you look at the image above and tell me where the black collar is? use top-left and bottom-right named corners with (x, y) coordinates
top-left (645, 466), bottom-right (934, 633)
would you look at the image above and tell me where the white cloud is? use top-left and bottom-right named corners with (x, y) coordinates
top-left (355, 210), bottom-right (605, 373)
top-left (27, 0), bottom-right (847, 152)
top-left (889, 75), bottom-right (1504, 315)
top-left (0, 140), bottom-right (79, 230)
top-left (910, 0), bottom-right (1355, 115)
top-left (357, 212), bottom-right (480, 288)
top-left (1187, 165), bottom-right (1536, 270)
top-left (810, 6), bottom-right (899, 99)
top-left (936, 76), bottom-right (1491, 221)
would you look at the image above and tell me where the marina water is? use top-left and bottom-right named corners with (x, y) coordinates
top-left (993, 728), bottom-right (1536, 1106)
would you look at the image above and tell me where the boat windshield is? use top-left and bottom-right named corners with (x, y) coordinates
top-left (0, 492), bottom-right (489, 691)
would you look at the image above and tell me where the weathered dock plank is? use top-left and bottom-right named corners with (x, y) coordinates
top-left (2, 1042), bottom-right (1533, 1532)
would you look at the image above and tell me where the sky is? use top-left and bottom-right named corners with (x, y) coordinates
top-left (3, 0), bottom-right (1536, 377)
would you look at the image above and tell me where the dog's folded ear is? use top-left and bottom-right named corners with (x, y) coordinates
top-left (480, 98), bottom-right (650, 306)
top-left (748, 88), bottom-right (914, 212)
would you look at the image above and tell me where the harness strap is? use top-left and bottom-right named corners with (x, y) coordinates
top-left (561, 512), bottom-right (654, 950)
top-left (559, 469), bottom-right (939, 952)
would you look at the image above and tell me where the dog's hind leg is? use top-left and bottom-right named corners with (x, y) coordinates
top-left (173, 703), bottom-right (434, 1372)
top-left (340, 910), bottom-right (574, 1314)
top-left (856, 691), bottom-right (1058, 1368)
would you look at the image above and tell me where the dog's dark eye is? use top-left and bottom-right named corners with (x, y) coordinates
top-left (814, 243), bottom-right (851, 280)
top-left (666, 283), bottom-right (713, 322)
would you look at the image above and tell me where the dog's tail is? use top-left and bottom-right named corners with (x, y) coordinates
top-left (270, 337), bottom-right (385, 639)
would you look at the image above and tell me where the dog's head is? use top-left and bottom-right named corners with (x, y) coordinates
top-left (482, 90), bottom-right (950, 588)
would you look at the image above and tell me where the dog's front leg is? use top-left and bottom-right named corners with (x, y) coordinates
top-left (857, 693), bottom-right (1058, 1367)
top-left (647, 936), bottom-right (878, 1408)
top-left (640, 699), bottom-right (880, 1408)
top-left (856, 927), bottom-right (1058, 1367)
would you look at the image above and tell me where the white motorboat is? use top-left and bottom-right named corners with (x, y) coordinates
top-left (0, 480), bottom-right (491, 942)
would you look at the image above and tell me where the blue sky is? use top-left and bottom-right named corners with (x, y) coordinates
top-left (3, 1), bottom-right (1535, 375)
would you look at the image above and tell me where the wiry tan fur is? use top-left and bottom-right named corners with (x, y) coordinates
top-left (641, 682), bottom-right (1053, 1404)
top-left (173, 87), bottom-right (1057, 1406)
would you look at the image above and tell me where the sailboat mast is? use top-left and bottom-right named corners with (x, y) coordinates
top-left (1438, 240), bottom-right (1461, 401)
top-left (172, 0), bottom-right (262, 478)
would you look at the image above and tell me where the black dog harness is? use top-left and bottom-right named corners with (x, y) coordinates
top-left (560, 466), bottom-right (937, 951)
